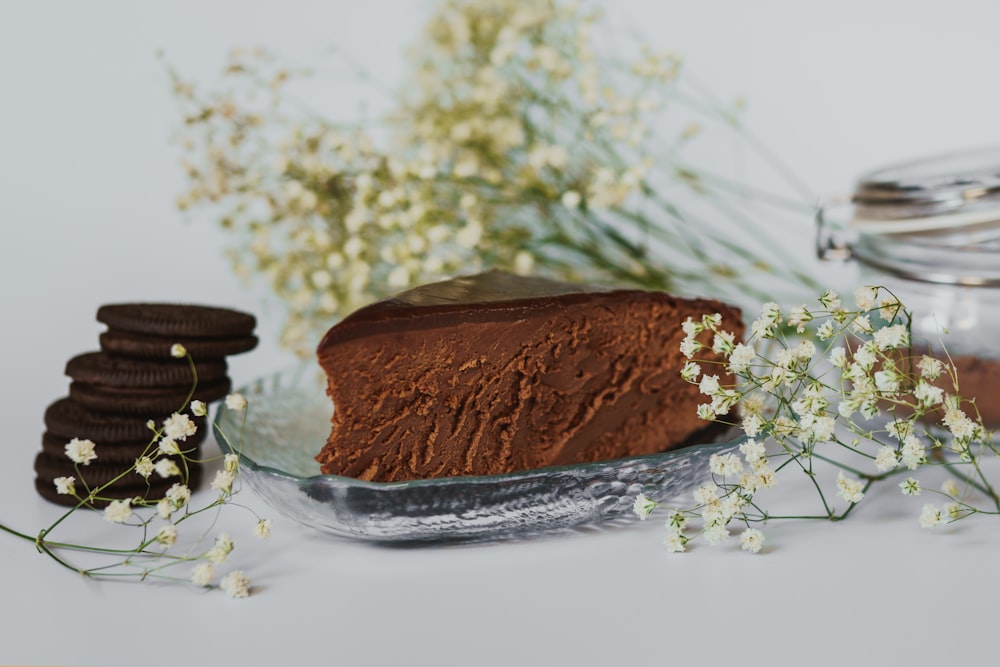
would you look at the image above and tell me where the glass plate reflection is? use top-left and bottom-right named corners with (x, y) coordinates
top-left (213, 364), bottom-right (742, 542)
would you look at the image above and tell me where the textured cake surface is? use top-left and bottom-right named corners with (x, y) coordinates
top-left (316, 271), bottom-right (742, 482)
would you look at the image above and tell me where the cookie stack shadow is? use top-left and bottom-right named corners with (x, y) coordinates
top-left (35, 304), bottom-right (257, 507)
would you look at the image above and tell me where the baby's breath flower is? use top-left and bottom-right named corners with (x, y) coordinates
top-left (103, 499), bottom-right (132, 524)
top-left (917, 355), bottom-right (944, 380)
top-left (709, 452), bottom-right (743, 477)
top-left (788, 305), bottom-right (812, 333)
top-left (664, 510), bottom-right (688, 533)
top-left (192, 562), bottom-right (215, 587)
top-left (711, 330), bottom-right (735, 355)
top-left (818, 289), bottom-right (841, 310)
top-left (828, 346), bottom-right (847, 368)
top-left (698, 375), bottom-right (721, 397)
top-left (679, 337), bottom-right (701, 359)
top-left (680, 361), bottom-right (701, 382)
top-left (919, 504), bottom-right (942, 528)
top-left (900, 435), bottom-right (926, 470)
top-left (941, 479), bottom-right (960, 498)
top-left (854, 285), bottom-right (877, 310)
top-left (874, 445), bottom-right (898, 472)
top-left (913, 380), bottom-right (944, 407)
top-left (225, 393), bottom-right (248, 411)
top-left (207, 533), bottom-right (235, 564)
top-left (702, 523), bottom-right (730, 545)
top-left (135, 456), bottom-right (154, 478)
top-left (157, 525), bottom-right (178, 546)
top-left (693, 484), bottom-right (718, 506)
top-left (663, 531), bottom-right (688, 553)
top-left (190, 400), bottom-right (207, 417)
top-left (727, 342), bottom-right (755, 374)
top-left (816, 321), bottom-right (836, 341)
top-left (166, 483), bottom-right (191, 508)
top-left (899, 478), bottom-right (921, 496)
top-left (158, 437), bottom-right (181, 456)
top-left (53, 476), bottom-right (76, 495)
top-left (253, 518), bottom-right (272, 540)
top-left (223, 453), bottom-right (240, 472)
top-left (220, 570), bottom-right (251, 598)
top-left (872, 323), bottom-right (909, 350)
top-left (170, 343), bottom-right (187, 358)
top-left (157, 499), bottom-right (173, 520)
top-left (632, 493), bottom-right (656, 520)
top-left (739, 528), bottom-right (765, 554)
top-left (211, 469), bottom-right (236, 494)
top-left (836, 472), bottom-right (864, 504)
top-left (741, 413), bottom-right (764, 438)
top-left (162, 413), bottom-right (197, 441)
top-left (154, 459), bottom-right (181, 479)
top-left (65, 438), bottom-right (97, 466)
top-left (739, 438), bottom-right (766, 465)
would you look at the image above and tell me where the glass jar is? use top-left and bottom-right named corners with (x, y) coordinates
top-left (816, 146), bottom-right (1000, 426)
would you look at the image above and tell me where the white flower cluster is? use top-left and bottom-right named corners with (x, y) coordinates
top-left (40, 386), bottom-right (270, 597)
top-left (642, 285), bottom-right (999, 552)
top-left (172, 0), bottom-right (819, 355)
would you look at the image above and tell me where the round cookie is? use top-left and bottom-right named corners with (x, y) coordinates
top-left (100, 329), bottom-right (258, 361)
top-left (35, 464), bottom-right (204, 508)
top-left (65, 351), bottom-right (227, 388)
top-left (34, 451), bottom-right (198, 489)
top-left (69, 377), bottom-right (232, 415)
top-left (41, 429), bottom-right (206, 464)
top-left (96, 303), bottom-right (256, 339)
top-left (45, 397), bottom-right (162, 443)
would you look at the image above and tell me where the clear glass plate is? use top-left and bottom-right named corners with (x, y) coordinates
top-left (213, 364), bottom-right (743, 542)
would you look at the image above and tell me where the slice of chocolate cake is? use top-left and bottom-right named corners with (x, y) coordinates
top-left (316, 271), bottom-right (743, 482)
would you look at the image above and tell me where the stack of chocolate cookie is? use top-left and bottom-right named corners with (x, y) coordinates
top-left (35, 303), bottom-right (257, 507)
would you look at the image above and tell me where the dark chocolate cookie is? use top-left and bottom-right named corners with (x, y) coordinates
top-left (69, 377), bottom-right (232, 415)
top-left (41, 429), bottom-right (206, 463)
top-left (34, 464), bottom-right (204, 508)
top-left (99, 329), bottom-right (258, 360)
top-left (34, 451), bottom-right (198, 489)
top-left (45, 397), bottom-right (159, 443)
top-left (96, 303), bottom-right (256, 339)
top-left (65, 351), bottom-right (227, 387)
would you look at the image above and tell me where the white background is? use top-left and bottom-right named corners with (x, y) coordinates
top-left (2, 2), bottom-right (999, 666)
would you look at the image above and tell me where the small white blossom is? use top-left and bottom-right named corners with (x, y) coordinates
top-left (664, 510), bottom-right (688, 532)
top-left (693, 484), bottom-right (719, 505)
top-left (702, 523), bottom-right (730, 545)
top-left (53, 476), bottom-right (76, 495)
top-left (788, 305), bottom-right (812, 333)
top-left (166, 483), bottom-right (191, 508)
top-left (709, 453), bottom-right (744, 477)
top-left (154, 458), bottom-right (181, 479)
top-left (224, 453), bottom-right (240, 472)
top-left (828, 346), bottom-right (847, 368)
top-left (679, 337), bottom-right (701, 359)
top-left (170, 343), bottom-right (187, 358)
top-left (207, 533), bottom-right (235, 564)
top-left (919, 504), bottom-right (942, 528)
top-left (941, 479), bottom-right (960, 497)
top-left (818, 289), bottom-right (841, 310)
top-left (872, 323), bottom-right (909, 350)
top-left (157, 525), bottom-right (178, 545)
top-left (680, 361), bottom-right (701, 382)
top-left (65, 438), bottom-right (97, 465)
top-left (158, 437), bottom-right (181, 455)
top-left (157, 499), bottom-right (173, 520)
top-left (854, 285), bottom-right (878, 310)
top-left (192, 562), bottom-right (215, 587)
top-left (917, 355), bottom-right (944, 380)
top-left (698, 375), bottom-right (721, 397)
top-left (190, 400), bottom-right (208, 417)
top-left (741, 413), bottom-right (764, 438)
top-left (632, 493), bottom-right (656, 520)
top-left (211, 469), bottom-right (236, 494)
top-left (727, 343), bottom-right (755, 374)
top-left (225, 393), bottom-right (248, 411)
top-left (816, 321), bottom-right (836, 341)
top-left (711, 330), bottom-right (735, 355)
top-left (220, 570), bottom-right (251, 598)
top-left (913, 380), bottom-right (944, 407)
top-left (253, 518), bottom-right (273, 540)
top-left (696, 403), bottom-right (716, 421)
top-left (162, 413), bottom-right (197, 441)
top-left (739, 438), bottom-right (767, 465)
top-left (739, 528), bottom-right (765, 554)
top-left (836, 472), bottom-right (865, 504)
top-left (134, 456), bottom-right (154, 478)
top-left (899, 477), bottom-right (921, 496)
top-left (874, 445), bottom-right (898, 472)
top-left (663, 531), bottom-right (688, 553)
top-left (103, 498), bottom-right (132, 523)
top-left (900, 435), bottom-right (926, 470)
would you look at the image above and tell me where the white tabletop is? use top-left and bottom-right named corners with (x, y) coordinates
top-left (3, 2), bottom-right (1000, 665)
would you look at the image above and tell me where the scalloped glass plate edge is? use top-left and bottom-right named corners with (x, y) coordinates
top-left (213, 364), bottom-right (743, 542)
